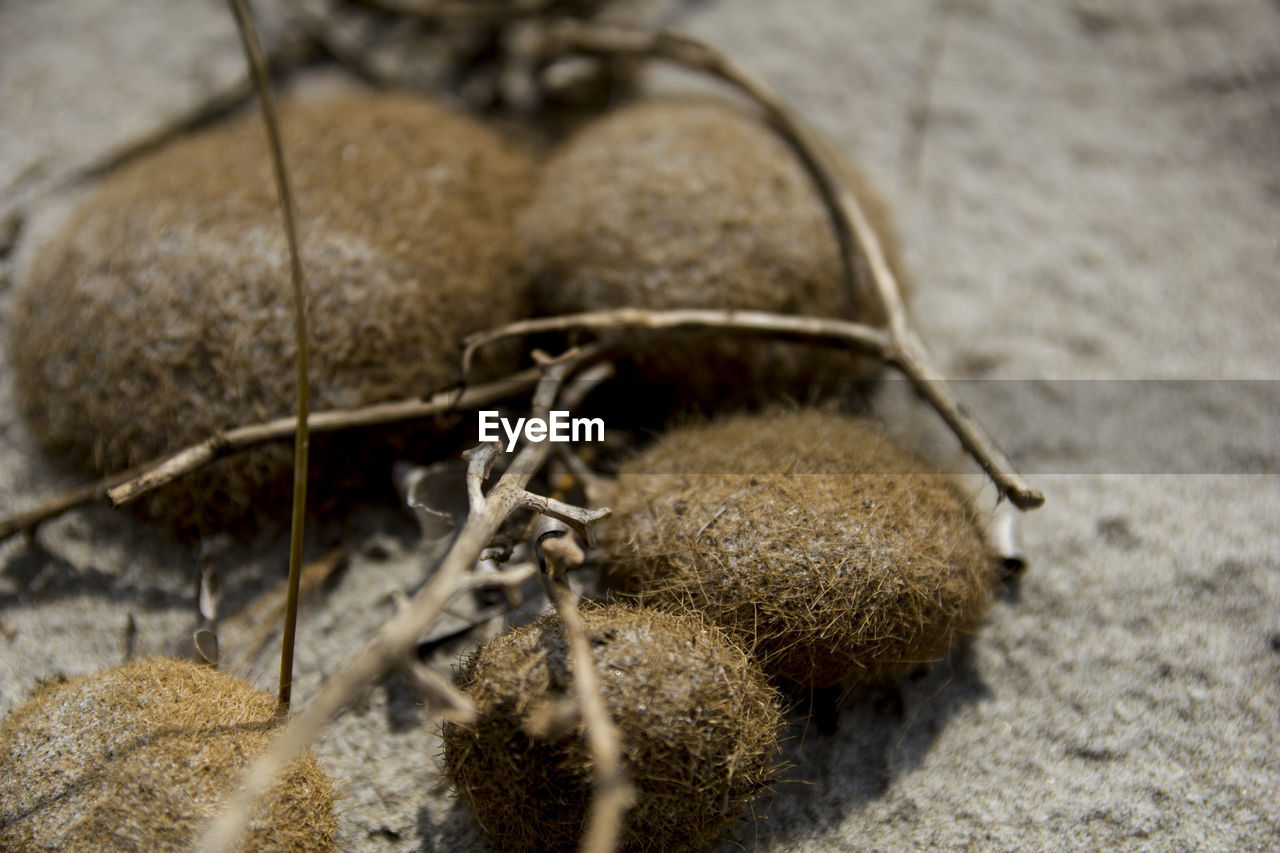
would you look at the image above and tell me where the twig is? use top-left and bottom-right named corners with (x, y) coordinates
top-left (535, 23), bottom-right (1043, 510)
top-left (195, 348), bottom-right (611, 853)
top-left (106, 369), bottom-right (539, 507)
top-left (534, 516), bottom-right (633, 853)
top-left (0, 467), bottom-right (146, 542)
top-left (0, 365), bottom-right (541, 545)
top-left (462, 307), bottom-right (891, 378)
top-left (466, 306), bottom-right (1043, 509)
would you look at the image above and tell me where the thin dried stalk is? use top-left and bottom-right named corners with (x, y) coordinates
top-left (195, 352), bottom-right (611, 853)
top-left (463, 307), bottom-right (892, 377)
top-left (534, 516), bottom-right (634, 853)
top-left (466, 305), bottom-right (1043, 509)
top-left (536, 22), bottom-right (1043, 510)
top-left (227, 0), bottom-right (313, 714)
top-left (0, 366), bottom-right (541, 544)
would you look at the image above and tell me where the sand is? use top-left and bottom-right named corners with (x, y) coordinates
top-left (1, 1), bottom-right (1277, 851)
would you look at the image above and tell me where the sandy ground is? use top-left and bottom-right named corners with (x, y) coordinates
top-left (1, 1), bottom-right (1278, 851)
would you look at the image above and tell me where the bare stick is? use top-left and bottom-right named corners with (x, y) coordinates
top-left (885, 330), bottom-right (1042, 509)
top-left (228, 0), bottom-right (312, 713)
top-left (107, 368), bottom-right (540, 507)
top-left (463, 307), bottom-right (891, 377)
top-left (466, 306), bottom-right (1043, 509)
top-left (196, 349), bottom-right (610, 853)
top-left (0, 367), bottom-right (539, 544)
top-left (534, 517), bottom-right (633, 853)
top-left (0, 466), bottom-right (147, 543)
top-left (537, 23), bottom-right (1043, 510)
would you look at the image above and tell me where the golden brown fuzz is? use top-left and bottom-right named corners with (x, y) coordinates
top-left (441, 603), bottom-right (782, 852)
top-left (0, 657), bottom-right (338, 852)
top-left (521, 98), bottom-right (906, 412)
top-left (601, 410), bottom-right (997, 687)
top-left (12, 92), bottom-right (537, 536)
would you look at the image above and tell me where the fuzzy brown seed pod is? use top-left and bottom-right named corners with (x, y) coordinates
top-left (601, 410), bottom-right (998, 687)
top-left (441, 603), bottom-right (783, 852)
top-left (0, 657), bottom-right (338, 852)
top-left (520, 97), bottom-right (906, 414)
top-left (11, 92), bottom-right (536, 537)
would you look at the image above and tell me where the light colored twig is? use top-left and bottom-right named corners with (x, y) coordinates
top-left (195, 347), bottom-right (610, 853)
top-left (106, 369), bottom-right (541, 508)
top-left (0, 365), bottom-right (542, 544)
top-left (534, 23), bottom-right (1043, 510)
top-left (534, 517), bottom-right (634, 853)
top-left (466, 306), bottom-right (1043, 509)
top-left (462, 307), bottom-right (891, 377)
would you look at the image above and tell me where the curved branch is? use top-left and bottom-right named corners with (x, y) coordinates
top-left (536, 23), bottom-right (1043, 510)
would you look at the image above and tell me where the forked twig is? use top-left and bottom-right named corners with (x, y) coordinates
top-left (195, 352), bottom-right (612, 853)
top-left (534, 22), bottom-right (1043, 510)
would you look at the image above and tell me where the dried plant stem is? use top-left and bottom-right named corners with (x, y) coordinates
top-left (107, 369), bottom-right (540, 507)
top-left (463, 307), bottom-right (892, 376)
top-left (466, 306), bottom-right (1043, 509)
top-left (0, 467), bottom-right (146, 543)
top-left (0, 366), bottom-right (542, 545)
top-left (195, 352), bottom-right (611, 853)
top-left (536, 517), bottom-right (634, 853)
top-left (538, 23), bottom-right (1043, 510)
top-left (228, 0), bottom-right (312, 713)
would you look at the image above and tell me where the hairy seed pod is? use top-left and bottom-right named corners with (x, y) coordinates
top-left (442, 603), bottom-right (783, 852)
top-left (12, 92), bottom-right (536, 537)
top-left (0, 657), bottom-right (338, 852)
top-left (521, 97), bottom-right (906, 415)
top-left (602, 410), bottom-right (998, 687)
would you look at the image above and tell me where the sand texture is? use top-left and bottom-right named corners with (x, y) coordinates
top-left (1, 2), bottom-right (1277, 851)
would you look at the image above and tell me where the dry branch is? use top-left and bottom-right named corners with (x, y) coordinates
top-left (534, 516), bottom-right (634, 853)
top-left (195, 351), bottom-right (612, 853)
top-left (0, 367), bottom-right (541, 545)
top-left (466, 306), bottom-right (1043, 509)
